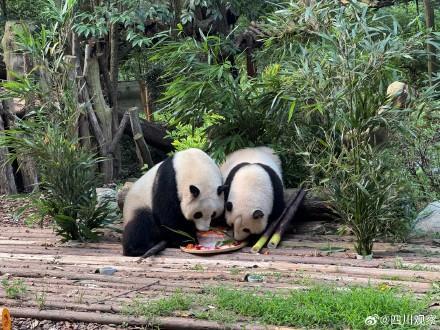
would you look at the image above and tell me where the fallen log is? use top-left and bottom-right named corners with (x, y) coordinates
top-left (119, 112), bottom-right (173, 153)
top-left (8, 308), bottom-right (289, 330)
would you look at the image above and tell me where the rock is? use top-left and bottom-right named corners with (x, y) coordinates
top-left (96, 187), bottom-right (119, 219)
top-left (97, 266), bottom-right (117, 275)
top-left (96, 187), bottom-right (117, 205)
top-left (414, 201), bottom-right (440, 234)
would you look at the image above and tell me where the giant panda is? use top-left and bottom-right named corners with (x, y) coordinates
top-left (220, 147), bottom-right (285, 241)
top-left (123, 148), bottom-right (225, 256)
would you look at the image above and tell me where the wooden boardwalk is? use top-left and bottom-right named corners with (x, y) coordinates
top-left (1, 223), bottom-right (439, 329)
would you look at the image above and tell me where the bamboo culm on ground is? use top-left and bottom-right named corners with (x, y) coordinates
top-left (251, 189), bottom-right (302, 253)
top-left (268, 189), bottom-right (307, 249)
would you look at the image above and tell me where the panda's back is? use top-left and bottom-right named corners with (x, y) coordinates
top-left (220, 147), bottom-right (282, 181)
top-left (123, 162), bottom-right (162, 225)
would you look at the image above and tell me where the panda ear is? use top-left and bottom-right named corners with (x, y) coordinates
top-left (189, 185), bottom-right (200, 198)
top-left (217, 185), bottom-right (228, 195)
top-left (252, 210), bottom-right (264, 219)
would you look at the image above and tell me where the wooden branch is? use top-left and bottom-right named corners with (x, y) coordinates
top-left (139, 80), bottom-right (152, 121)
top-left (82, 42), bottom-right (92, 78)
top-left (82, 99), bottom-right (106, 149)
top-left (128, 107), bottom-right (154, 168)
top-left (268, 189), bottom-right (307, 249)
top-left (108, 110), bottom-right (129, 154)
top-left (90, 280), bottom-right (160, 304)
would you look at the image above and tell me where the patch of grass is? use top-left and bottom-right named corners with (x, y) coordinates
top-left (123, 285), bottom-right (430, 329)
top-left (123, 289), bottom-right (192, 321)
top-left (393, 257), bottom-right (436, 271)
top-left (208, 286), bottom-right (428, 329)
top-left (74, 290), bottom-right (86, 304)
top-left (191, 264), bottom-right (204, 272)
top-left (35, 290), bottom-right (47, 309)
top-left (228, 267), bottom-right (241, 275)
top-left (1, 278), bottom-right (28, 299)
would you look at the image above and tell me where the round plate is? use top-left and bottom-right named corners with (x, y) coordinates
top-left (180, 240), bottom-right (247, 255)
top-left (180, 228), bottom-right (247, 255)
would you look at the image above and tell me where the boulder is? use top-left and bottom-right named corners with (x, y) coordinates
top-left (414, 201), bottom-right (440, 234)
top-left (96, 187), bottom-right (119, 219)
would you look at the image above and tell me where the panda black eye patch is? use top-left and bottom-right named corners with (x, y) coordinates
top-left (243, 228), bottom-right (250, 233)
top-left (226, 202), bottom-right (233, 212)
top-left (189, 185), bottom-right (200, 198)
top-left (194, 212), bottom-right (203, 219)
top-left (211, 212), bottom-right (217, 218)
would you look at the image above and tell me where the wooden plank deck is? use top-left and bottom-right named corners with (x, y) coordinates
top-left (1, 223), bottom-right (439, 329)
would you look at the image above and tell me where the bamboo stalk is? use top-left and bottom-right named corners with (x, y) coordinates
top-left (268, 189), bottom-right (307, 249)
top-left (251, 189), bottom-right (302, 253)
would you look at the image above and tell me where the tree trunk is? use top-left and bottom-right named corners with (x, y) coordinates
top-left (138, 80), bottom-right (151, 120)
top-left (423, 0), bottom-right (436, 82)
top-left (1, 0), bottom-right (6, 19)
top-left (2, 21), bottom-right (39, 192)
top-left (109, 23), bottom-right (121, 177)
top-left (85, 55), bottom-right (113, 182)
top-left (0, 112), bottom-right (17, 195)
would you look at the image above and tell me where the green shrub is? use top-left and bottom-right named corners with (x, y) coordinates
top-left (0, 119), bottom-right (116, 241)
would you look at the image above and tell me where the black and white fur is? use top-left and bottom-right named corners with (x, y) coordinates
top-left (123, 148), bottom-right (225, 256)
top-left (220, 147), bottom-right (285, 241)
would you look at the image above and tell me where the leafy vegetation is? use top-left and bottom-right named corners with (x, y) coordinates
top-left (1, 278), bottom-right (28, 299)
top-left (0, 0), bottom-right (438, 251)
top-left (123, 285), bottom-right (434, 329)
top-left (0, 2), bottom-right (116, 241)
top-left (150, 0), bottom-right (439, 254)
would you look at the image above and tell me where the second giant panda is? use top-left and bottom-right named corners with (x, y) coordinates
top-left (123, 148), bottom-right (225, 256)
top-left (220, 147), bottom-right (285, 241)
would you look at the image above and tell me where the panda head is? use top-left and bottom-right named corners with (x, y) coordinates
top-left (225, 200), bottom-right (269, 241)
top-left (181, 183), bottom-right (226, 231)
top-left (223, 164), bottom-right (274, 241)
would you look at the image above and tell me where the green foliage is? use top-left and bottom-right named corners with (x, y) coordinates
top-left (73, 0), bottom-right (171, 48)
top-left (152, 34), bottom-right (288, 162)
top-left (0, 119), bottom-right (116, 241)
top-left (123, 285), bottom-right (430, 329)
top-left (152, 0), bottom-right (439, 250)
top-left (1, 278), bottom-right (28, 299)
top-left (3, 0), bottom-right (47, 21)
top-left (155, 111), bottom-right (224, 156)
top-left (123, 289), bottom-right (191, 323)
top-left (0, 0), bottom-right (116, 242)
top-left (397, 81), bottom-right (440, 205)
